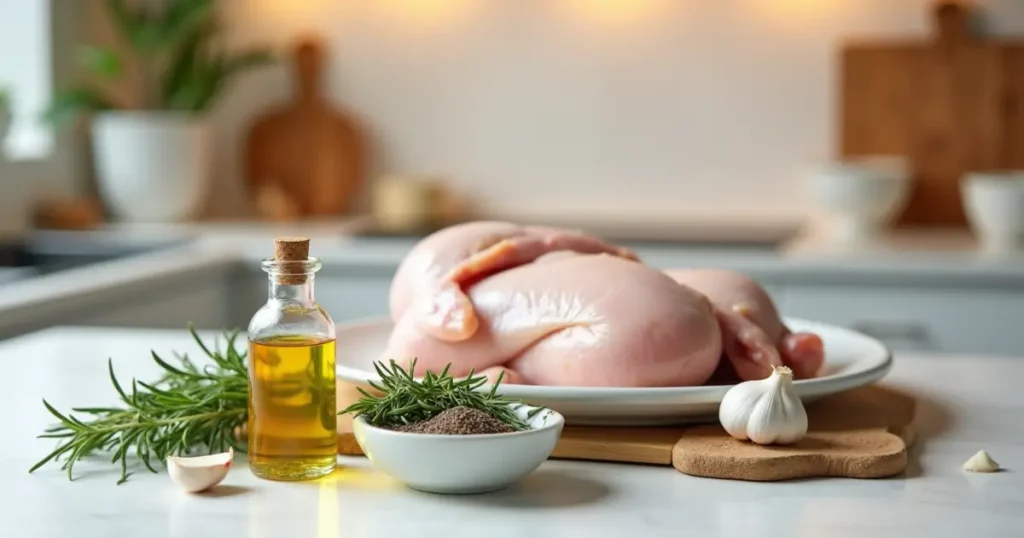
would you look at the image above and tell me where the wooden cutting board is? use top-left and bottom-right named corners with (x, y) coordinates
top-left (245, 36), bottom-right (367, 219)
top-left (337, 382), bottom-right (918, 482)
top-left (840, 1), bottom-right (1024, 228)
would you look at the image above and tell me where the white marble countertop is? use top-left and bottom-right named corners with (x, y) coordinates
top-left (1, 326), bottom-right (1020, 537)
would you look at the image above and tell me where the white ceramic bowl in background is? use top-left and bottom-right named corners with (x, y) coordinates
top-left (352, 404), bottom-right (564, 494)
top-left (808, 155), bottom-right (911, 242)
top-left (962, 171), bottom-right (1024, 253)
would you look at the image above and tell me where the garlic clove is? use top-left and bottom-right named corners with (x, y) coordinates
top-left (963, 450), bottom-right (1000, 473)
top-left (167, 448), bottom-right (234, 493)
top-left (719, 380), bottom-right (762, 441)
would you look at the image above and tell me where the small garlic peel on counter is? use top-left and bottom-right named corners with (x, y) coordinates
top-left (963, 450), bottom-right (1000, 473)
top-left (719, 365), bottom-right (808, 445)
top-left (167, 448), bottom-right (234, 493)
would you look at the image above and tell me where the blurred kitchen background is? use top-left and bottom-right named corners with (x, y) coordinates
top-left (0, 0), bottom-right (1022, 357)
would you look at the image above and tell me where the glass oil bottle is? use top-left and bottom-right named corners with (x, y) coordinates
top-left (247, 237), bottom-right (337, 481)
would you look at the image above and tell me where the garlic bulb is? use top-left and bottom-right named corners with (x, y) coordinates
top-left (719, 365), bottom-right (808, 445)
top-left (167, 448), bottom-right (233, 493)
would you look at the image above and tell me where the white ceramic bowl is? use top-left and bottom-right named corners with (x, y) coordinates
top-left (352, 404), bottom-right (564, 494)
top-left (962, 171), bottom-right (1024, 253)
top-left (808, 156), bottom-right (910, 241)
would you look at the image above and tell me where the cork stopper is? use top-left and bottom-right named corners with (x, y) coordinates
top-left (273, 236), bottom-right (310, 285)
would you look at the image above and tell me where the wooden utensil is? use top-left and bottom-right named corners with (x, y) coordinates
top-left (337, 382), bottom-right (918, 482)
top-left (246, 36), bottom-right (367, 219)
top-left (840, 1), bottom-right (1024, 228)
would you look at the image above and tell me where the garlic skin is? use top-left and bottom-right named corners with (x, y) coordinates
top-left (963, 450), bottom-right (1000, 473)
top-left (167, 448), bottom-right (234, 493)
top-left (719, 365), bottom-right (808, 445)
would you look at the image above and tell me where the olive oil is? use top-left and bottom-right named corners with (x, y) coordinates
top-left (247, 335), bottom-right (337, 481)
top-left (247, 237), bottom-right (337, 481)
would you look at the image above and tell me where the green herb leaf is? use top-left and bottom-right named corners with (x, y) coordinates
top-left (157, 0), bottom-right (216, 49)
top-left (339, 360), bottom-right (542, 431)
top-left (106, 0), bottom-right (143, 48)
top-left (40, 87), bottom-right (115, 128)
top-left (77, 46), bottom-right (123, 79)
top-left (28, 324), bottom-right (248, 485)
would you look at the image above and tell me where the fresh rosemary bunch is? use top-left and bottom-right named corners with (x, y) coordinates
top-left (29, 325), bottom-right (249, 485)
top-left (340, 359), bottom-right (542, 431)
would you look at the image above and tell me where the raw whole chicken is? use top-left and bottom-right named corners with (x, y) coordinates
top-left (384, 251), bottom-right (723, 387)
top-left (663, 269), bottom-right (825, 381)
top-left (383, 221), bottom-right (825, 387)
top-left (389, 221), bottom-right (637, 342)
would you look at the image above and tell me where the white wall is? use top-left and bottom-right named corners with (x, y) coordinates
top-left (156, 1), bottom-right (1024, 221)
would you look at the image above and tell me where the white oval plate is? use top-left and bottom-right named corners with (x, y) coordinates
top-left (335, 317), bottom-right (892, 426)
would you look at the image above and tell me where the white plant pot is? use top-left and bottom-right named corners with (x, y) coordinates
top-left (91, 112), bottom-right (211, 222)
top-left (962, 171), bottom-right (1024, 253)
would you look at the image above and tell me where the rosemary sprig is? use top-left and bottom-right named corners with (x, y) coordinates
top-left (29, 325), bottom-right (249, 485)
top-left (340, 359), bottom-right (544, 431)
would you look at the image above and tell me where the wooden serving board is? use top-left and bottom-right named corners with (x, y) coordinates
top-left (337, 382), bottom-right (918, 482)
top-left (840, 1), bottom-right (1024, 228)
top-left (245, 36), bottom-right (367, 219)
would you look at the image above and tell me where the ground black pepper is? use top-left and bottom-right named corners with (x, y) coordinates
top-left (390, 406), bottom-right (516, 435)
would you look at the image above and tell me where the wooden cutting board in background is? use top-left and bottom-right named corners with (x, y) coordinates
top-left (840, 1), bottom-right (1024, 228)
top-left (246, 36), bottom-right (367, 220)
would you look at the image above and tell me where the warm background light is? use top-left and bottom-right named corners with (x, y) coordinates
top-left (244, 0), bottom-right (335, 35)
top-left (239, 0), bottom-right (476, 41)
top-left (375, 0), bottom-right (476, 27)
top-left (553, 0), bottom-right (673, 26)
top-left (742, 0), bottom-right (857, 23)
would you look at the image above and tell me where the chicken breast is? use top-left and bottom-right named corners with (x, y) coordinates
top-left (663, 268), bottom-right (825, 380)
top-left (389, 221), bottom-right (637, 343)
top-left (383, 254), bottom-right (722, 387)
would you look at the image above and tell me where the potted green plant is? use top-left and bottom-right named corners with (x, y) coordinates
top-left (43, 0), bottom-right (274, 222)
